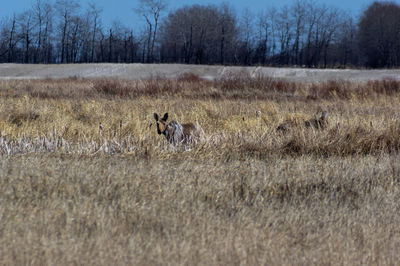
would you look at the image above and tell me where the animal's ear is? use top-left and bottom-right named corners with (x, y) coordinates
top-left (154, 113), bottom-right (159, 121)
top-left (162, 113), bottom-right (168, 121)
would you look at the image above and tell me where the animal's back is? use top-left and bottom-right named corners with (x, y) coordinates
top-left (182, 123), bottom-right (203, 141)
top-left (182, 123), bottom-right (196, 134)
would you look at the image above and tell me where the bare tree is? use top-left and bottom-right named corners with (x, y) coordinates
top-left (30, 0), bottom-right (52, 63)
top-left (255, 10), bottom-right (270, 64)
top-left (319, 7), bottom-right (341, 68)
top-left (335, 15), bottom-right (358, 67)
top-left (6, 15), bottom-right (18, 62)
top-left (160, 4), bottom-right (237, 65)
top-left (18, 10), bottom-right (34, 63)
top-left (218, 3), bottom-right (237, 65)
top-left (32, 0), bottom-right (43, 62)
top-left (358, 1), bottom-right (400, 68)
top-left (135, 0), bottom-right (167, 63)
top-left (40, 3), bottom-right (53, 63)
top-left (303, 1), bottom-right (319, 67)
top-left (69, 16), bottom-right (85, 63)
top-left (237, 8), bottom-right (255, 65)
top-left (108, 20), bottom-right (132, 62)
top-left (55, 0), bottom-right (80, 63)
top-left (267, 7), bottom-right (278, 62)
top-left (291, 0), bottom-right (306, 65)
top-left (276, 6), bottom-right (293, 64)
top-left (87, 2), bottom-right (102, 62)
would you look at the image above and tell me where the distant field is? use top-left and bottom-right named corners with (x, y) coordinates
top-left (1, 71), bottom-right (400, 265)
top-left (1, 63), bottom-right (400, 82)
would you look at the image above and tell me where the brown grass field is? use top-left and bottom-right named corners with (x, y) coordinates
top-left (1, 72), bottom-right (400, 265)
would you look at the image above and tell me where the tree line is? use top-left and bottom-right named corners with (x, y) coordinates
top-left (1, 0), bottom-right (399, 68)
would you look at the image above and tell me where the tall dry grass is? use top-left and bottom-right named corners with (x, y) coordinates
top-left (1, 73), bottom-right (400, 265)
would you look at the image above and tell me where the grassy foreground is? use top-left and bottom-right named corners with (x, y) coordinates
top-left (1, 74), bottom-right (400, 265)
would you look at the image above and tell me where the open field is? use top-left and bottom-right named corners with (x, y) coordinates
top-left (1, 63), bottom-right (400, 82)
top-left (1, 69), bottom-right (400, 265)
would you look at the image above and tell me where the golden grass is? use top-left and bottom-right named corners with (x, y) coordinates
top-left (1, 75), bottom-right (400, 265)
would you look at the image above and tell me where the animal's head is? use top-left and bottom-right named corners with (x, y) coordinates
top-left (154, 112), bottom-right (169, 135)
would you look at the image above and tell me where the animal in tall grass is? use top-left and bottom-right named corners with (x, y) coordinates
top-left (277, 111), bottom-right (328, 132)
top-left (153, 112), bottom-right (203, 145)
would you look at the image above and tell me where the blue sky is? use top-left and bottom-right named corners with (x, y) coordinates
top-left (0, 0), bottom-right (394, 29)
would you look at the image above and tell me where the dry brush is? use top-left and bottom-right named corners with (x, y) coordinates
top-left (1, 73), bottom-right (400, 265)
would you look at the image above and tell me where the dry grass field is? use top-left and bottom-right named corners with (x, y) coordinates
top-left (1, 72), bottom-right (400, 265)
